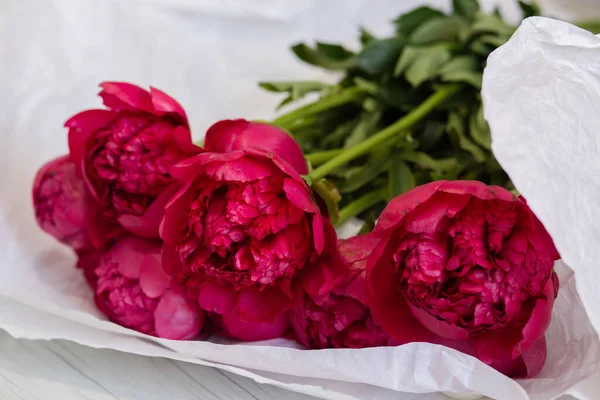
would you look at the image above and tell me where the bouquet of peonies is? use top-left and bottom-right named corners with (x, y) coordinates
top-left (33, 77), bottom-right (559, 379)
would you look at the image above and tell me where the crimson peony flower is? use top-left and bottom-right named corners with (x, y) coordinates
top-left (33, 155), bottom-right (93, 250)
top-left (66, 82), bottom-right (201, 243)
top-left (160, 119), bottom-right (345, 323)
top-left (366, 181), bottom-right (560, 378)
top-left (82, 235), bottom-right (204, 339)
top-left (290, 234), bottom-right (393, 349)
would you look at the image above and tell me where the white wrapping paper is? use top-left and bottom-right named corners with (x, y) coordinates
top-left (2, 0), bottom-right (600, 399)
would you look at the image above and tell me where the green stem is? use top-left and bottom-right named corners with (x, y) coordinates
top-left (305, 149), bottom-right (343, 166)
top-left (337, 189), bottom-right (384, 226)
top-left (308, 84), bottom-right (462, 181)
top-left (286, 116), bottom-right (318, 131)
top-left (272, 87), bottom-right (367, 129)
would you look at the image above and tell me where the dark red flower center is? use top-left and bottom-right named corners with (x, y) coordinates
top-left (393, 197), bottom-right (553, 333)
top-left (87, 115), bottom-right (186, 216)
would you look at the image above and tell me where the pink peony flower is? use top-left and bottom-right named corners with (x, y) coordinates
top-left (66, 82), bottom-right (201, 243)
top-left (85, 235), bottom-right (204, 339)
top-left (32, 155), bottom-right (93, 250)
top-left (161, 119), bottom-right (345, 323)
top-left (366, 181), bottom-right (560, 378)
top-left (290, 234), bottom-right (393, 349)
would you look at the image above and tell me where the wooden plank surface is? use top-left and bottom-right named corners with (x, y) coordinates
top-left (0, 330), bottom-right (317, 400)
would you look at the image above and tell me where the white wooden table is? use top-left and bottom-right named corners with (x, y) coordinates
top-left (0, 330), bottom-right (316, 400)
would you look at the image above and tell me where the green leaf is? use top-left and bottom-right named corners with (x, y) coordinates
top-left (258, 81), bottom-right (328, 94)
top-left (388, 155), bottom-right (416, 199)
top-left (359, 27), bottom-right (378, 46)
top-left (394, 6), bottom-right (445, 37)
top-left (291, 42), bottom-right (356, 70)
top-left (404, 46), bottom-right (452, 87)
top-left (469, 105), bottom-right (491, 149)
top-left (518, 1), bottom-right (541, 18)
top-left (477, 34), bottom-right (508, 48)
top-left (447, 112), bottom-right (487, 162)
top-left (430, 168), bottom-right (461, 181)
top-left (316, 42), bottom-right (355, 59)
top-left (258, 81), bottom-right (330, 109)
top-left (453, 0), bottom-right (480, 20)
top-left (356, 38), bottom-right (404, 75)
top-left (340, 156), bottom-right (388, 193)
top-left (418, 120), bottom-right (446, 150)
top-left (322, 118), bottom-right (359, 147)
top-left (378, 80), bottom-right (419, 110)
top-left (394, 46), bottom-right (425, 76)
top-left (408, 16), bottom-right (468, 45)
top-left (312, 179), bottom-right (342, 224)
top-left (440, 56), bottom-right (483, 88)
top-left (469, 40), bottom-right (494, 56)
top-left (344, 103), bottom-right (383, 148)
top-left (470, 13), bottom-right (515, 38)
top-left (399, 151), bottom-right (459, 172)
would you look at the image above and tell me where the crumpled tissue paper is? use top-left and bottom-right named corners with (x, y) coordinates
top-left (2, 0), bottom-right (600, 398)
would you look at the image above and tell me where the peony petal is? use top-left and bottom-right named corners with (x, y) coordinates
top-left (375, 181), bottom-right (446, 232)
top-left (253, 147), bottom-right (307, 184)
top-left (288, 307), bottom-right (311, 348)
top-left (438, 180), bottom-right (516, 202)
top-left (161, 243), bottom-right (180, 276)
top-left (204, 156), bottom-right (273, 182)
top-left (66, 109), bottom-right (118, 169)
top-left (236, 286), bottom-right (295, 323)
top-left (408, 303), bottom-right (470, 340)
top-left (283, 177), bottom-right (319, 214)
top-left (99, 82), bottom-right (153, 112)
top-left (112, 236), bottom-right (161, 279)
top-left (311, 214), bottom-right (325, 255)
top-left (402, 192), bottom-right (471, 234)
top-left (338, 234), bottom-right (381, 271)
top-left (118, 214), bottom-right (159, 238)
top-left (77, 251), bottom-right (102, 289)
top-left (204, 119), bottom-right (250, 152)
top-left (120, 183), bottom-right (181, 238)
top-left (488, 336), bottom-right (547, 378)
top-left (205, 119), bottom-right (308, 175)
top-left (172, 126), bottom-right (203, 155)
top-left (159, 181), bottom-right (194, 244)
top-left (170, 151), bottom-right (246, 181)
top-left (154, 289), bottom-right (204, 340)
top-left (477, 278), bottom-right (554, 367)
top-left (521, 278), bottom-right (556, 346)
top-left (302, 221), bottom-right (347, 297)
top-left (149, 86), bottom-right (189, 125)
top-left (220, 311), bottom-right (290, 342)
top-left (85, 201), bottom-right (124, 250)
top-left (474, 328), bottom-right (523, 365)
top-left (140, 252), bottom-right (172, 298)
top-left (197, 281), bottom-right (238, 314)
top-left (366, 234), bottom-right (436, 344)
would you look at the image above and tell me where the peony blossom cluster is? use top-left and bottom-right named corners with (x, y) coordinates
top-left (33, 82), bottom-right (560, 378)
